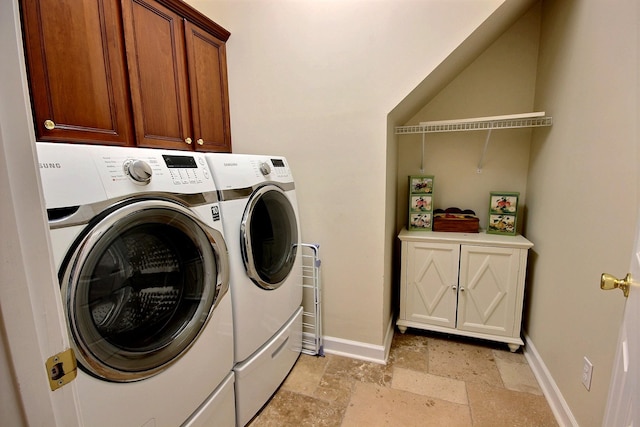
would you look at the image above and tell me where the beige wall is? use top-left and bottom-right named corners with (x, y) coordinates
top-left (187, 0), bottom-right (505, 348)
top-left (526, 0), bottom-right (638, 425)
top-left (397, 4), bottom-right (541, 232)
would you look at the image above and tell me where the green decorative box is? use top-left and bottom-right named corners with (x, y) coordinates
top-left (408, 175), bottom-right (434, 231)
top-left (487, 191), bottom-right (519, 235)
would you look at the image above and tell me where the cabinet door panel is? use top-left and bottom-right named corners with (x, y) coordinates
top-left (122, 0), bottom-right (192, 149)
top-left (20, 0), bottom-right (133, 145)
top-left (405, 242), bottom-right (459, 328)
top-left (185, 22), bottom-right (231, 152)
top-left (458, 246), bottom-right (520, 336)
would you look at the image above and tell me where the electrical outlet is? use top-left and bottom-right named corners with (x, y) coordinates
top-left (582, 357), bottom-right (593, 390)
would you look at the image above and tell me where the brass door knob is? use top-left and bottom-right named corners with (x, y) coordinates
top-left (44, 119), bottom-right (55, 130)
top-left (185, 137), bottom-right (192, 145)
top-left (197, 138), bottom-right (204, 145)
top-left (600, 273), bottom-right (631, 298)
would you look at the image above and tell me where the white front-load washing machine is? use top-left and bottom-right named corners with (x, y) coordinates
top-left (205, 153), bottom-right (303, 426)
top-left (37, 142), bottom-right (235, 427)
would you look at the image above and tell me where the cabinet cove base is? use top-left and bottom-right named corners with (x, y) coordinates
top-left (397, 228), bottom-right (533, 352)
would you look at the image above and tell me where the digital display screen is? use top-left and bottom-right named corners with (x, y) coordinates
top-left (163, 155), bottom-right (198, 168)
top-left (271, 159), bottom-right (285, 167)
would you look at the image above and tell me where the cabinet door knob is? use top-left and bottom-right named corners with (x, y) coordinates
top-left (185, 137), bottom-right (192, 145)
top-left (44, 119), bottom-right (56, 130)
top-left (451, 285), bottom-right (457, 291)
top-left (197, 138), bottom-right (204, 145)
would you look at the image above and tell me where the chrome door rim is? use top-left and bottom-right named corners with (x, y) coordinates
top-left (240, 185), bottom-right (298, 290)
top-left (59, 199), bottom-right (229, 382)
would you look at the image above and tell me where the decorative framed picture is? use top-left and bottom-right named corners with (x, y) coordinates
top-left (410, 195), bottom-right (432, 212)
top-left (410, 213), bottom-right (432, 230)
top-left (408, 175), bottom-right (434, 231)
top-left (487, 191), bottom-right (519, 235)
top-left (409, 176), bottom-right (433, 194)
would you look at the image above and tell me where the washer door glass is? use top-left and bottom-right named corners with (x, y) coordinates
top-left (241, 185), bottom-right (298, 290)
top-left (60, 200), bottom-right (228, 382)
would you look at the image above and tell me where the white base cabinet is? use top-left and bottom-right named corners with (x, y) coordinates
top-left (397, 228), bottom-right (533, 352)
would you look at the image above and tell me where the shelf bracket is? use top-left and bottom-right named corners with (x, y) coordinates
top-left (476, 129), bottom-right (492, 174)
top-left (420, 132), bottom-right (425, 173)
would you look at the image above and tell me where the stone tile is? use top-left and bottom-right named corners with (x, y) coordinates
top-left (341, 382), bottom-right (472, 427)
top-left (428, 337), bottom-right (504, 387)
top-left (492, 348), bottom-right (528, 364)
top-left (387, 344), bottom-right (429, 372)
top-left (392, 367), bottom-right (468, 405)
top-left (281, 354), bottom-right (329, 395)
top-left (315, 372), bottom-right (354, 406)
top-left (467, 382), bottom-right (558, 427)
top-left (495, 357), bottom-right (543, 395)
top-left (391, 329), bottom-right (430, 349)
top-left (323, 354), bottom-right (392, 387)
top-left (248, 389), bottom-right (345, 427)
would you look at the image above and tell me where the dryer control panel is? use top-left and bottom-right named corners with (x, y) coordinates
top-left (206, 154), bottom-right (294, 190)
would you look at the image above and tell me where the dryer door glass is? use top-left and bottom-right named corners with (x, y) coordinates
top-left (60, 200), bottom-right (228, 382)
top-left (241, 185), bottom-right (298, 290)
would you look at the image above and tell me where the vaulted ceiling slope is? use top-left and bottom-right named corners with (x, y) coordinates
top-left (390, 0), bottom-right (539, 125)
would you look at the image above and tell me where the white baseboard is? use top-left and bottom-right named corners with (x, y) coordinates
top-left (523, 333), bottom-right (578, 427)
top-left (322, 317), bottom-right (395, 365)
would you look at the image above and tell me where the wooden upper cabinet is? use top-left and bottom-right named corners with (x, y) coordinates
top-left (19, 0), bottom-right (134, 145)
top-left (121, 0), bottom-right (232, 152)
top-left (20, 0), bottom-right (231, 152)
top-left (121, 0), bottom-right (192, 150)
top-left (185, 21), bottom-right (232, 152)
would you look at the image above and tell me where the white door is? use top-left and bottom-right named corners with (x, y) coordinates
top-left (602, 217), bottom-right (640, 426)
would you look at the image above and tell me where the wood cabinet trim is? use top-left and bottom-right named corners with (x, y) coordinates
top-left (156, 0), bottom-right (230, 41)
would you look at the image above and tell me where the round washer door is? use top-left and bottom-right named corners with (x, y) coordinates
top-left (59, 199), bottom-right (229, 382)
top-left (241, 185), bottom-right (298, 290)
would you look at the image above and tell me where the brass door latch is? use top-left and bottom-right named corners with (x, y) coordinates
top-left (45, 348), bottom-right (77, 391)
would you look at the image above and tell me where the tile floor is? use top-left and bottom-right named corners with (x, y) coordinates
top-left (248, 329), bottom-right (558, 427)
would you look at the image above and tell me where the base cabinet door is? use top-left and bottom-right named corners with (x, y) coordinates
top-left (397, 229), bottom-right (532, 351)
top-left (457, 245), bottom-right (523, 338)
top-left (404, 242), bottom-right (459, 329)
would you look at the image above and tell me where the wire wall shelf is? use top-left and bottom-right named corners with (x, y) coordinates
top-left (395, 112), bottom-right (553, 173)
top-left (300, 243), bottom-right (324, 357)
top-left (395, 112), bottom-right (553, 135)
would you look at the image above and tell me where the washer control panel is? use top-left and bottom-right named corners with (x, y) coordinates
top-left (123, 159), bottom-right (153, 185)
top-left (95, 147), bottom-right (214, 198)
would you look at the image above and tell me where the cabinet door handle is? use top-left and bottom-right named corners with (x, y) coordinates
top-left (197, 138), bottom-right (204, 145)
top-left (185, 137), bottom-right (192, 145)
top-left (44, 119), bottom-right (56, 130)
top-left (452, 285), bottom-right (457, 291)
top-left (460, 287), bottom-right (465, 292)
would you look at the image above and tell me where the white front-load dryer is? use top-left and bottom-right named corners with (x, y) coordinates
top-left (205, 153), bottom-right (303, 426)
top-left (37, 142), bottom-right (235, 427)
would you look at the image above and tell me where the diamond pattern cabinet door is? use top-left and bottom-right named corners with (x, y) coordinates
top-left (405, 242), bottom-right (460, 328)
top-left (457, 245), bottom-right (524, 337)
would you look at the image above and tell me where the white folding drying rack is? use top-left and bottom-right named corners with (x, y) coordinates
top-left (299, 243), bottom-right (324, 356)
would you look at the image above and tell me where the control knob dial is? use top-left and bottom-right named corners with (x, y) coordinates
top-left (259, 162), bottom-right (271, 176)
top-left (123, 159), bottom-right (152, 185)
